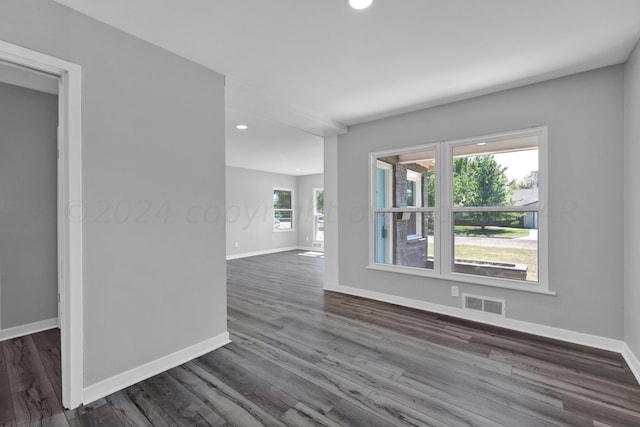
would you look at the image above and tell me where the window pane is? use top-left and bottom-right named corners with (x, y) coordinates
top-left (453, 211), bottom-right (538, 282)
top-left (452, 136), bottom-right (538, 208)
top-left (376, 148), bottom-right (435, 208)
top-left (274, 210), bottom-right (293, 229)
top-left (376, 162), bottom-right (392, 208)
top-left (407, 210), bottom-right (419, 237)
top-left (407, 180), bottom-right (415, 206)
top-left (375, 212), bottom-right (434, 270)
top-left (274, 190), bottom-right (292, 209)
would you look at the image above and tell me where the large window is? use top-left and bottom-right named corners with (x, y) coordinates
top-left (370, 127), bottom-right (548, 291)
top-left (274, 188), bottom-right (294, 231)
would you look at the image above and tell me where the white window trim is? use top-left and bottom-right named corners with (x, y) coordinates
top-left (368, 126), bottom-right (551, 295)
top-left (273, 187), bottom-right (295, 232)
top-left (370, 145), bottom-right (440, 273)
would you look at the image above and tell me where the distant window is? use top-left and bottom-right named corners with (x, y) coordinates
top-left (273, 188), bottom-right (294, 231)
top-left (314, 188), bottom-right (324, 241)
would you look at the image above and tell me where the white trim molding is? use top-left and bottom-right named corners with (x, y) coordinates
top-left (82, 332), bottom-right (231, 405)
top-left (323, 282), bottom-right (628, 356)
top-left (226, 246), bottom-right (313, 260)
top-left (622, 343), bottom-right (640, 384)
top-left (0, 318), bottom-right (58, 342)
top-left (0, 39), bottom-right (83, 409)
top-left (298, 246), bottom-right (322, 252)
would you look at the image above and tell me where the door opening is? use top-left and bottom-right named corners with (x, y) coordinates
top-left (0, 39), bottom-right (83, 409)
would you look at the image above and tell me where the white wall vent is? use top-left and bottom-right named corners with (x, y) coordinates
top-left (462, 294), bottom-right (506, 317)
top-left (311, 242), bottom-right (324, 250)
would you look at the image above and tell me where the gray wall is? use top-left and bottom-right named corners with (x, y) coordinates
top-left (296, 173), bottom-right (324, 248)
top-left (226, 166), bottom-right (297, 256)
top-left (226, 167), bottom-right (325, 256)
top-left (337, 66), bottom-right (624, 339)
top-left (625, 42), bottom-right (640, 357)
top-left (0, 0), bottom-right (227, 387)
top-left (0, 82), bottom-right (58, 329)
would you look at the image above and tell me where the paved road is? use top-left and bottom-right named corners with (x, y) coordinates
top-left (455, 236), bottom-right (537, 249)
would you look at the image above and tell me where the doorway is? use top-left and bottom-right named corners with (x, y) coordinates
top-left (0, 63), bottom-right (61, 421)
top-left (0, 39), bottom-right (83, 409)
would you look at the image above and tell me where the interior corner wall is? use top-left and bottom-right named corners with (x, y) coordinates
top-left (324, 136), bottom-right (340, 288)
top-left (0, 0), bottom-right (227, 387)
top-left (624, 41), bottom-right (640, 357)
top-left (226, 166), bottom-right (298, 256)
top-left (337, 65), bottom-right (625, 340)
top-left (0, 82), bottom-right (58, 330)
top-left (296, 173), bottom-right (324, 248)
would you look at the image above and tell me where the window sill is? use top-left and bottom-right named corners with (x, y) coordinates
top-left (406, 235), bottom-right (425, 243)
top-left (273, 229), bottom-right (296, 233)
top-left (366, 264), bottom-right (557, 296)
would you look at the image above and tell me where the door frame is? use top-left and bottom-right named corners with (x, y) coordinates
top-left (0, 40), bottom-right (83, 409)
top-left (375, 160), bottom-right (393, 263)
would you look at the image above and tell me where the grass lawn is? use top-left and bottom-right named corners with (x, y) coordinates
top-left (454, 245), bottom-right (538, 282)
top-left (454, 225), bottom-right (530, 239)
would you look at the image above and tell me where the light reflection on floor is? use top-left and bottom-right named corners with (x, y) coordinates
top-left (298, 251), bottom-right (324, 258)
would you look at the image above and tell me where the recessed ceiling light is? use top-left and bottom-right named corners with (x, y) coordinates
top-left (477, 142), bottom-right (487, 146)
top-left (295, 168), bottom-right (302, 172)
top-left (349, 0), bottom-right (373, 10)
top-left (235, 124), bottom-right (248, 130)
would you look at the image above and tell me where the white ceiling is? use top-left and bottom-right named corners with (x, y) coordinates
top-left (52, 0), bottom-right (640, 175)
top-left (226, 107), bottom-right (323, 176)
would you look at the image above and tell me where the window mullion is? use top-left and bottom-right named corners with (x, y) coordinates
top-left (440, 141), bottom-right (452, 277)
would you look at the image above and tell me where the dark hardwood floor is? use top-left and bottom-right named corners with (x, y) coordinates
top-left (1, 328), bottom-right (66, 426)
top-left (2, 250), bottom-right (640, 426)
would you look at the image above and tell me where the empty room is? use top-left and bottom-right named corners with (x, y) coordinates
top-left (1, 0), bottom-right (640, 426)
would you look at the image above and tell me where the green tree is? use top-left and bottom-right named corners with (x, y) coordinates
top-left (427, 170), bottom-right (435, 208)
top-left (517, 170), bottom-right (538, 189)
top-left (315, 190), bottom-right (324, 213)
top-left (453, 155), bottom-right (517, 229)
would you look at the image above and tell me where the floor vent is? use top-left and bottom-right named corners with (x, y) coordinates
top-left (462, 294), bottom-right (506, 317)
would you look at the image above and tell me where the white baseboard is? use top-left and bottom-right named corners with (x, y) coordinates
top-left (226, 246), bottom-right (317, 260)
top-left (324, 282), bottom-right (626, 354)
top-left (622, 343), bottom-right (640, 384)
top-left (82, 331), bottom-right (231, 405)
top-left (0, 318), bottom-right (58, 342)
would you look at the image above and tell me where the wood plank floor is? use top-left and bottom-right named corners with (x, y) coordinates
top-left (2, 250), bottom-right (640, 426)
